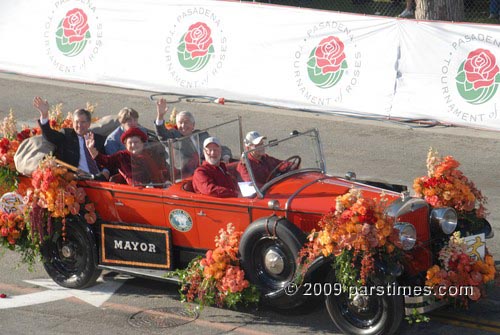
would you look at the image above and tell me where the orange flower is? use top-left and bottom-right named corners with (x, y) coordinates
top-left (414, 147), bottom-right (488, 217)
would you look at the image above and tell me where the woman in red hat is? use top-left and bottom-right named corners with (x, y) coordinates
top-left (85, 127), bottom-right (168, 186)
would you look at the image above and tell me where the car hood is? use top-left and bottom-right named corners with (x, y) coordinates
top-left (262, 172), bottom-right (402, 215)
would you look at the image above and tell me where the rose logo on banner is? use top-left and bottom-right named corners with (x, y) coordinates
top-left (56, 8), bottom-right (91, 57)
top-left (177, 22), bottom-right (215, 72)
top-left (455, 48), bottom-right (500, 105)
top-left (164, 7), bottom-right (227, 88)
top-left (293, 21), bottom-right (361, 106)
top-left (44, 1), bottom-right (102, 73)
top-left (307, 36), bottom-right (347, 89)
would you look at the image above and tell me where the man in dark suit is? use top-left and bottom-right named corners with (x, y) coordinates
top-left (153, 98), bottom-right (231, 178)
top-left (33, 96), bottom-right (109, 180)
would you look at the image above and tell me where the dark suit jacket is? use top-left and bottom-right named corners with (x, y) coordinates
top-left (39, 120), bottom-right (106, 169)
top-left (155, 123), bottom-right (231, 160)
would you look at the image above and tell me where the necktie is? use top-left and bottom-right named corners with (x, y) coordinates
top-left (84, 144), bottom-right (99, 174)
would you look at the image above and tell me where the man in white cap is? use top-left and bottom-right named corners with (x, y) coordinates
top-left (192, 136), bottom-right (238, 197)
top-left (237, 130), bottom-right (294, 188)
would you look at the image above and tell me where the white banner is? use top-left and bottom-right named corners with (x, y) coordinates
top-left (391, 21), bottom-right (500, 130)
top-left (0, 0), bottom-right (498, 130)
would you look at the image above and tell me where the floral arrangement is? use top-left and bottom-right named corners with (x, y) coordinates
top-left (413, 148), bottom-right (487, 224)
top-left (0, 111), bottom-right (22, 194)
top-left (299, 189), bottom-right (401, 288)
top-left (0, 186), bottom-right (37, 265)
top-left (0, 136), bottom-right (20, 194)
top-left (0, 106), bottom-right (100, 268)
top-left (0, 211), bottom-right (26, 246)
top-left (172, 223), bottom-right (259, 309)
top-left (426, 232), bottom-right (496, 307)
top-left (46, 101), bottom-right (98, 131)
top-left (164, 107), bottom-right (177, 130)
top-left (29, 156), bottom-right (97, 239)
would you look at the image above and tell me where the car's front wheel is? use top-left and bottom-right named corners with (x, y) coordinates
top-left (41, 216), bottom-right (101, 289)
top-left (325, 274), bottom-right (404, 335)
top-left (239, 216), bottom-right (307, 309)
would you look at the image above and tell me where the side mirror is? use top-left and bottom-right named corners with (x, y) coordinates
top-left (345, 171), bottom-right (356, 180)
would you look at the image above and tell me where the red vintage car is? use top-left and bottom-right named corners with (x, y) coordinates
top-left (20, 118), bottom-right (493, 335)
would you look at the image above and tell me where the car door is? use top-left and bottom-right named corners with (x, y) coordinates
top-left (191, 195), bottom-right (252, 249)
top-left (110, 183), bottom-right (166, 226)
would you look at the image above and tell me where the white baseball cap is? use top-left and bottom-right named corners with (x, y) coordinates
top-left (203, 136), bottom-right (221, 148)
top-left (244, 131), bottom-right (266, 145)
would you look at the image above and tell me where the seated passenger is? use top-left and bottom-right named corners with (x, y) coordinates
top-left (85, 127), bottom-right (168, 186)
top-left (192, 137), bottom-right (238, 198)
top-left (237, 131), bottom-right (294, 188)
top-left (154, 98), bottom-right (232, 163)
top-left (33, 96), bottom-right (109, 181)
top-left (104, 107), bottom-right (148, 155)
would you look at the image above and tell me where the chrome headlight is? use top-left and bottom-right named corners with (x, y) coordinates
top-left (394, 223), bottom-right (417, 250)
top-left (430, 208), bottom-right (457, 234)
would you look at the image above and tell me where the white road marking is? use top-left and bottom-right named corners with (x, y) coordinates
top-left (0, 277), bottom-right (126, 309)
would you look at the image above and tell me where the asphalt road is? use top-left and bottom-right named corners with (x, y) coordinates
top-left (0, 72), bottom-right (499, 335)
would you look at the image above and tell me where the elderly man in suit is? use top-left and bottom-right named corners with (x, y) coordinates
top-left (154, 98), bottom-right (231, 177)
top-left (33, 96), bottom-right (109, 180)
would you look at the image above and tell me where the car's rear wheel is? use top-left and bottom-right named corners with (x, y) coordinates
top-left (41, 217), bottom-right (101, 289)
top-left (239, 216), bottom-right (307, 309)
top-left (325, 271), bottom-right (404, 335)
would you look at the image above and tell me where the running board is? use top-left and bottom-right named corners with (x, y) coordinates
top-left (98, 265), bottom-right (181, 284)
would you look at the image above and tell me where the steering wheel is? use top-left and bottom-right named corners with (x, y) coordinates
top-left (266, 155), bottom-right (301, 183)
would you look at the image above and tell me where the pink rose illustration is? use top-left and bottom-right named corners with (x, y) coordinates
top-left (184, 22), bottom-right (213, 58)
top-left (315, 36), bottom-right (346, 74)
top-left (464, 49), bottom-right (499, 89)
top-left (62, 8), bottom-right (89, 44)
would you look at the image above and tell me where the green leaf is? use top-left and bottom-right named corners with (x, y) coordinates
top-left (307, 56), bottom-right (316, 68)
top-left (495, 73), bottom-right (500, 83)
top-left (455, 70), bottom-right (466, 83)
top-left (465, 80), bottom-right (473, 91)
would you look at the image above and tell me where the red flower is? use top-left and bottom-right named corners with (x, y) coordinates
top-left (184, 22), bottom-right (213, 58)
top-left (62, 8), bottom-right (90, 44)
top-left (464, 49), bottom-right (499, 90)
top-left (315, 36), bottom-right (346, 74)
top-left (16, 128), bottom-right (32, 142)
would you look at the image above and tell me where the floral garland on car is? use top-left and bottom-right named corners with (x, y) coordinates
top-left (0, 106), bottom-right (98, 266)
top-left (172, 223), bottom-right (260, 309)
top-left (298, 189), bottom-right (402, 289)
top-left (426, 232), bottom-right (496, 307)
top-left (413, 147), bottom-right (488, 231)
top-left (413, 148), bottom-right (496, 307)
top-left (29, 156), bottom-right (97, 238)
top-left (0, 111), bottom-right (33, 194)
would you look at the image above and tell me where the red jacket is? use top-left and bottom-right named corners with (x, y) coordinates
top-left (237, 154), bottom-right (284, 187)
top-left (193, 161), bottom-right (238, 197)
top-left (96, 150), bottom-right (167, 186)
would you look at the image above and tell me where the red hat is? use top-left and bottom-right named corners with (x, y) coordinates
top-left (120, 127), bottom-right (147, 144)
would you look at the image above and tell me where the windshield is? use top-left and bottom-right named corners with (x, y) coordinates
top-left (129, 140), bottom-right (171, 187)
top-left (159, 118), bottom-right (243, 182)
top-left (241, 129), bottom-right (325, 196)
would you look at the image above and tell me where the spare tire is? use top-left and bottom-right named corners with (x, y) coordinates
top-left (239, 216), bottom-right (306, 308)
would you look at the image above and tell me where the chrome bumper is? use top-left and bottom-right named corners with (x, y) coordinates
top-left (404, 294), bottom-right (447, 315)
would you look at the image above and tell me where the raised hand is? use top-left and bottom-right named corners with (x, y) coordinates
top-left (33, 96), bottom-right (49, 119)
top-left (156, 98), bottom-right (168, 121)
top-left (84, 131), bottom-right (95, 154)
